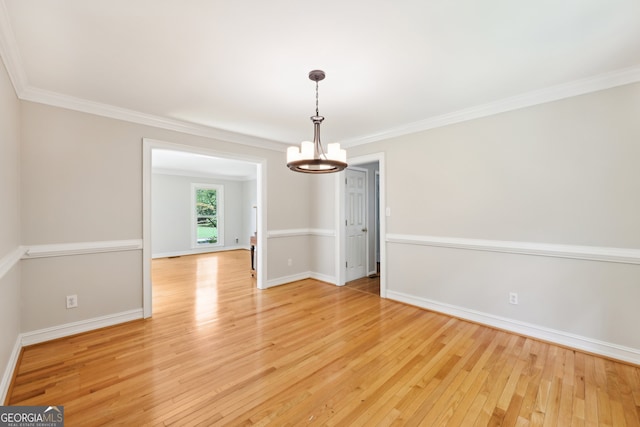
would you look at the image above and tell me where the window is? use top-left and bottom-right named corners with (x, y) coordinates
top-left (192, 183), bottom-right (224, 247)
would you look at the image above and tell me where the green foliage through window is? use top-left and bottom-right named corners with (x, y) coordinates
top-left (195, 188), bottom-right (219, 244)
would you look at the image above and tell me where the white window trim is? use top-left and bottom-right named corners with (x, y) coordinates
top-left (191, 183), bottom-right (224, 248)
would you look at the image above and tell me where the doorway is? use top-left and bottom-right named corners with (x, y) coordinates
top-left (336, 153), bottom-right (386, 297)
top-left (142, 138), bottom-right (267, 318)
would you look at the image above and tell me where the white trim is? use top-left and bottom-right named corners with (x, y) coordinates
top-left (386, 290), bottom-right (640, 365)
top-left (143, 138), bottom-right (268, 305)
top-left (386, 234), bottom-right (640, 265)
top-left (144, 138), bottom-right (268, 165)
top-left (1, 309), bottom-right (143, 402)
top-left (152, 245), bottom-right (249, 259)
top-left (143, 138), bottom-right (153, 317)
top-left (309, 272), bottom-right (337, 285)
top-left (22, 240), bottom-right (143, 259)
top-left (335, 172), bottom-right (345, 286)
top-left (267, 228), bottom-right (336, 238)
top-left (255, 161), bottom-right (267, 290)
top-left (0, 6), bottom-right (284, 152)
top-left (264, 272), bottom-right (338, 289)
top-left (265, 272), bottom-right (312, 289)
top-left (308, 229), bottom-right (336, 237)
top-left (342, 65), bottom-right (640, 148)
top-left (374, 170), bottom-right (380, 276)
top-left (20, 309), bottom-right (144, 347)
top-left (0, 335), bottom-right (21, 404)
top-left (0, 246), bottom-right (27, 280)
top-left (18, 85), bottom-right (288, 152)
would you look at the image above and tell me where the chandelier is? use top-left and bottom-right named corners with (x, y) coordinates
top-left (286, 70), bottom-right (347, 173)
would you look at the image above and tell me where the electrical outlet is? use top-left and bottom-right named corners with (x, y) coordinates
top-left (287, 258), bottom-right (293, 266)
top-left (66, 294), bottom-right (78, 309)
top-left (235, 237), bottom-right (239, 244)
top-left (509, 292), bottom-right (518, 305)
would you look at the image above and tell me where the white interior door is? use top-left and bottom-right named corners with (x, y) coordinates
top-left (345, 168), bottom-right (367, 281)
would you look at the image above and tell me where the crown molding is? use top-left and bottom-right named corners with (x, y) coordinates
top-left (342, 64), bottom-right (640, 148)
top-left (0, 0), bottom-right (27, 94)
top-left (0, 4), bottom-right (287, 153)
top-left (3, 0), bottom-right (639, 151)
top-left (18, 86), bottom-right (288, 152)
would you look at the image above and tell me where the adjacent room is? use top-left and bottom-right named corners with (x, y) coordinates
top-left (1, 0), bottom-right (639, 424)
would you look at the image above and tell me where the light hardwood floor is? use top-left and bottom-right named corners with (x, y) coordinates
top-left (345, 275), bottom-right (380, 295)
top-left (8, 251), bottom-right (640, 426)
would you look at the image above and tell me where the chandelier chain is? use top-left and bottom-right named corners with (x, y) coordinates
top-left (315, 80), bottom-right (319, 116)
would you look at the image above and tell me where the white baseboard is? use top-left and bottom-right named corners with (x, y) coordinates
top-left (152, 245), bottom-right (249, 259)
top-left (265, 271), bottom-right (338, 288)
top-left (0, 335), bottom-right (22, 404)
top-left (1, 309), bottom-right (143, 403)
top-left (21, 309), bottom-right (144, 346)
top-left (309, 272), bottom-right (337, 285)
top-left (387, 290), bottom-right (640, 365)
top-left (265, 272), bottom-right (312, 289)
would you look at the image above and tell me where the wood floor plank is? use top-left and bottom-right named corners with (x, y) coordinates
top-left (7, 251), bottom-right (640, 426)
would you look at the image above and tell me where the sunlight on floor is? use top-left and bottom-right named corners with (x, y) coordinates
top-left (195, 255), bottom-right (219, 323)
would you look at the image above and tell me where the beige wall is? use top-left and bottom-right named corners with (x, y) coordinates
top-left (0, 57), bottom-right (21, 400)
top-left (346, 83), bottom-right (640, 351)
top-left (19, 101), bottom-right (313, 331)
top-left (21, 251), bottom-right (143, 332)
top-left (309, 174), bottom-right (337, 280)
top-left (361, 84), bottom-right (640, 246)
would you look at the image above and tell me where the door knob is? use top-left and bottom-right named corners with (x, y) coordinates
top-left (362, 228), bottom-right (368, 232)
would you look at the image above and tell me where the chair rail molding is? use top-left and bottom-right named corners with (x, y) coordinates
top-left (22, 239), bottom-right (144, 259)
top-left (386, 234), bottom-right (640, 265)
top-left (267, 229), bottom-right (336, 239)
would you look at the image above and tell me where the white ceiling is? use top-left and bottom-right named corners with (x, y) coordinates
top-left (2, 0), bottom-right (640, 149)
top-left (152, 149), bottom-right (257, 180)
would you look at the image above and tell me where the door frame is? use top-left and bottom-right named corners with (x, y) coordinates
top-left (335, 152), bottom-right (386, 298)
top-left (142, 138), bottom-right (267, 318)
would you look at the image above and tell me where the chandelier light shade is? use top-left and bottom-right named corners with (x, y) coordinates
top-left (287, 70), bottom-right (347, 173)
